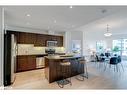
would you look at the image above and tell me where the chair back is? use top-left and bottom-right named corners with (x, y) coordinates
top-left (105, 53), bottom-right (110, 57)
top-left (118, 56), bottom-right (121, 63)
top-left (100, 53), bottom-right (104, 56)
top-left (110, 57), bottom-right (118, 64)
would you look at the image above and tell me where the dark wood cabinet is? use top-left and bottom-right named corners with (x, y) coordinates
top-left (35, 34), bottom-right (46, 46)
top-left (57, 36), bottom-right (63, 47)
top-left (16, 31), bottom-right (63, 46)
top-left (17, 55), bottom-right (36, 72)
top-left (17, 32), bottom-right (36, 44)
top-left (27, 56), bottom-right (36, 70)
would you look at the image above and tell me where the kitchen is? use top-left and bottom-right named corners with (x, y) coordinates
top-left (4, 30), bottom-right (68, 86)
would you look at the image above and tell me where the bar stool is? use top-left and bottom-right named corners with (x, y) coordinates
top-left (76, 58), bottom-right (88, 81)
top-left (57, 60), bottom-right (72, 88)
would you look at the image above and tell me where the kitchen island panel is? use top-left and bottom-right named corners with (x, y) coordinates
top-left (45, 56), bottom-right (84, 83)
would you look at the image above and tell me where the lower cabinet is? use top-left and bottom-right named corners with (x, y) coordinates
top-left (17, 55), bottom-right (36, 72)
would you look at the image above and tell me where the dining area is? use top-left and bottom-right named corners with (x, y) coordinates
top-left (89, 52), bottom-right (125, 73)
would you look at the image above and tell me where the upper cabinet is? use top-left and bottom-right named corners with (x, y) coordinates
top-left (17, 32), bottom-right (36, 44)
top-left (34, 34), bottom-right (47, 46)
top-left (16, 31), bottom-right (63, 47)
top-left (57, 36), bottom-right (63, 47)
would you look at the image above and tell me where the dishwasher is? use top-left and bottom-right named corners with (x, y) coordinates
top-left (36, 57), bottom-right (45, 68)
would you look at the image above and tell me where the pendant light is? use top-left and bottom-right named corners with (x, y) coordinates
top-left (104, 24), bottom-right (112, 37)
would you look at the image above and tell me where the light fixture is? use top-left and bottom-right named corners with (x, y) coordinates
top-left (54, 20), bottom-right (56, 23)
top-left (69, 6), bottom-right (73, 9)
top-left (26, 14), bottom-right (31, 17)
top-left (104, 24), bottom-right (112, 37)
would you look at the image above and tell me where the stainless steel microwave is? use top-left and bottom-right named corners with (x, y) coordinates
top-left (47, 41), bottom-right (58, 47)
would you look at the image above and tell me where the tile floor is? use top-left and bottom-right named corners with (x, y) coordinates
top-left (6, 61), bottom-right (127, 89)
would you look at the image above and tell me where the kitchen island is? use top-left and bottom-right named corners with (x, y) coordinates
top-left (44, 55), bottom-right (84, 83)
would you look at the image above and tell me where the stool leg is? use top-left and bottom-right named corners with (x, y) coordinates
top-left (69, 67), bottom-right (72, 86)
top-left (75, 61), bottom-right (84, 81)
top-left (82, 63), bottom-right (88, 79)
top-left (85, 64), bottom-right (88, 79)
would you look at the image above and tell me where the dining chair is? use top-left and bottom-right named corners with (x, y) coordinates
top-left (118, 56), bottom-right (124, 71)
top-left (104, 57), bottom-right (121, 72)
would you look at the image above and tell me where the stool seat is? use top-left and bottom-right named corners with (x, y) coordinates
top-left (79, 60), bottom-right (86, 64)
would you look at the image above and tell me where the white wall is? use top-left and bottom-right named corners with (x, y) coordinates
top-left (0, 7), bottom-right (4, 87)
top-left (64, 31), bottom-right (71, 53)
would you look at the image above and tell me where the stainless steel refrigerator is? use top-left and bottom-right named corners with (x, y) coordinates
top-left (11, 34), bottom-right (17, 83)
top-left (4, 31), bottom-right (17, 86)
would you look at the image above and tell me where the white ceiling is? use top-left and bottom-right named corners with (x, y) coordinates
top-left (77, 10), bottom-right (127, 36)
top-left (4, 6), bottom-right (127, 32)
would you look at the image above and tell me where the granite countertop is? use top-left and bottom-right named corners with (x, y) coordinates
top-left (17, 53), bottom-right (65, 57)
top-left (44, 55), bottom-right (82, 60)
top-left (17, 54), bottom-right (48, 57)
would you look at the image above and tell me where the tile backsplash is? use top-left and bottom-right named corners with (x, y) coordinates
top-left (17, 44), bottom-right (65, 55)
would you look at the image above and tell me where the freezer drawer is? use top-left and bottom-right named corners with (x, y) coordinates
top-left (36, 57), bottom-right (45, 68)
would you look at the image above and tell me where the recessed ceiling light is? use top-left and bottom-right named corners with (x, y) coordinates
top-left (54, 20), bottom-right (56, 23)
top-left (69, 6), bottom-right (73, 9)
top-left (26, 14), bottom-right (31, 17)
top-left (71, 25), bottom-right (74, 27)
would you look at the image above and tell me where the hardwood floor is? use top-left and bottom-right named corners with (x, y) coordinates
top-left (6, 61), bottom-right (127, 89)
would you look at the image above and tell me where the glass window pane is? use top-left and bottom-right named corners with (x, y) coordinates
top-left (96, 41), bottom-right (104, 52)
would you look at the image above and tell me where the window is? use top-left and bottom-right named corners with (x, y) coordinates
top-left (96, 41), bottom-right (105, 53)
top-left (112, 39), bottom-right (121, 55)
top-left (112, 39), bottom-right (127, 59)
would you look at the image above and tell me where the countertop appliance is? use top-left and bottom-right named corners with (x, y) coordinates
top-left (45, 48), bottom-right (56, 55)
top-left (47, 41), bottom-right (57, 47)
top-left (4, 33), bottom-right (17, 86)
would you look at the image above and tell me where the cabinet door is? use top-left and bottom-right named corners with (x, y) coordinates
top-left (59, 36), bottom-right (63, 47)
top-left (25, 33), bottom-right (36, 44)
top-left (17, 56), bottom-right (28, 72)
top-left (35, 34), bottom-right (46, 46)
top-left (57, 36), bottom-right (63, 47)
top-left (17, 32), bottom-right (36, 44)
top-left (17, 32), bottom-right (26, 43)
top-left (27, 56), bottom-right (36, 70)
top-left (52, 35), bottom-right (57, 41)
